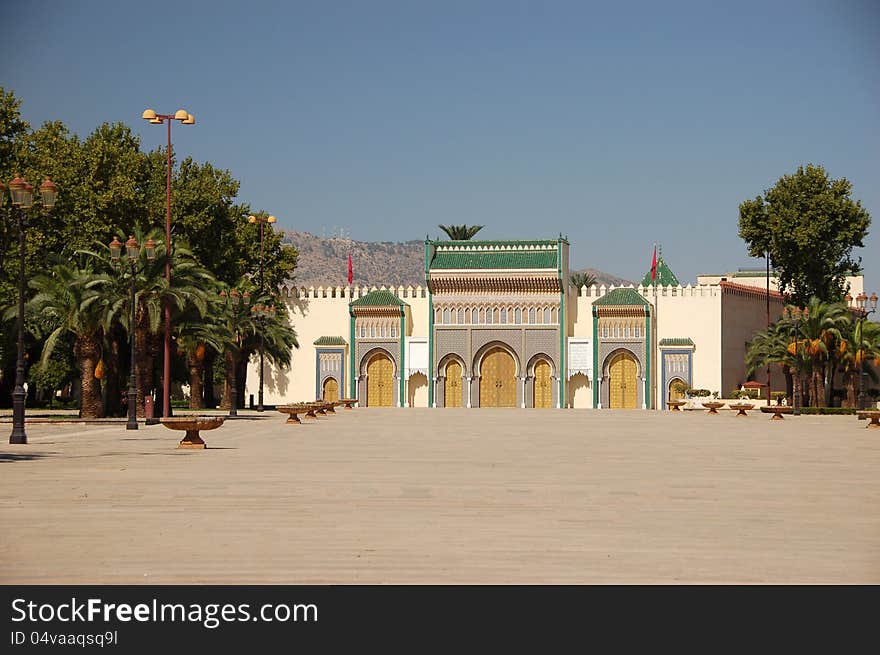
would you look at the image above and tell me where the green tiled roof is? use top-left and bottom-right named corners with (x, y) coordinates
top-left (429, 240), bottom-right (559, 270)
top-left (659, 337), bottom-right (694, 347)
top-left (349, 290), bottom-right (407, 307)
top-left (593, 288), bottom-right (650, 306)
top-left (313, 336), bottom-right (347, 346)
top-left (640, 258), bottom-right (681, 287)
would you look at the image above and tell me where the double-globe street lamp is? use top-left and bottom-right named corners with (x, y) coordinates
top-left (109, 235), bottom-right (157, 430)
top-left (783, 306), bottom-right (809, 416)
top-left (141, 107), bottom-right (195, 418)
top-left (219, 288), bottom-right (250, 417)
top-left (2, 176), bottom-right (57, 444)
top-left (251, 302), bottom-right (276, 410)
top-left (846, 291), bottom-right (878, 410)
top-left (248, 214), bottom-right (276, 411)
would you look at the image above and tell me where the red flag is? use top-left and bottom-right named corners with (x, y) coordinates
top-left (347, 253), bottom-right (353, 285)
top-left (650, 246), bottom-right (657, 282)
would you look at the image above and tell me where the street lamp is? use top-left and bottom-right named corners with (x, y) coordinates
top-left (109, 235), bottom-right (157, 430)
top-left (247, 214), bottom-right (276, 412)
top-left (142, 107), bottom-right (195, 418)
top-left (4, 176), bottom-right (57, 444)
top-left (847, 291), bottom-right (878, 410)
top-left (250, 302), bottom-right (276, 410)
top-left (220, 288), bottom-right (250, 417)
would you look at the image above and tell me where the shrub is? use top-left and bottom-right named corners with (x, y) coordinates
top-left (796, 407), bottom-right (856, 415)
top-left (687, 389), bottom-right (711, 397)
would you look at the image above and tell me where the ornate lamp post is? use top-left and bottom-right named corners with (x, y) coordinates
top-left (247, 214), bottom-right (276, 412)
top-left (847, 291), bottom-right (878, 410)
top-left (109, 235), bottom-right (157, 430)
top-left (5, 176), bottom-right (57, 444)
top-left (141, 107), bottom-right (195, 418)
top-left (220, 288), bottom-right (250, 417)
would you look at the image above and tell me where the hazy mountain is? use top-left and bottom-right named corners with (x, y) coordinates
top-left (283, 231), bottom-right (632, 288)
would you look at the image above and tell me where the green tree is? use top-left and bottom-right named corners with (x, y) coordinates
top-left (438, 224), bottom-right (484, 240)
top-left (26, 262), bottom-right (109, 418)
top-left (569, 271), bottom-right (597, 290)
top-left (738, 164), bottom-right (871, 306)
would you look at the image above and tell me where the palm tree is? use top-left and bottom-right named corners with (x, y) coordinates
top-left (745, 320), bottom-right (794, 401)
top-left (176, 302), bottom-right (229, 409)
top-left (27, 262), bottom-right (110, 419)
top-left (89, 227), bottom-right (217, 416)
top-left (839, 318), bottom-right (880, 407)
top-left (569, 271), bottom-right (597, 291)
top-left (438, 224), bottom-right (484, 240)
top-left (797, 297), bottom-right (849, 406)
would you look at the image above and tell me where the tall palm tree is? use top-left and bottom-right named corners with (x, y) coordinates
top-left (797, 297), bottom-right (849, 406)
top-left (27, 262), bottom-right (110, 419)
top-left (438, 224), bottom-right (484, 240)
top-left (569, 271), bottom-right (597, 291)
top-left (745, 320), bottom-right (794, 400)
top-left (88, 227), bottom-right (217, 416)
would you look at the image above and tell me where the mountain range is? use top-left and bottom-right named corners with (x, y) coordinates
top-left (282, 231), bottom-right (633, 288)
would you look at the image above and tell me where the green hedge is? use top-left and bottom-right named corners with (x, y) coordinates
top-left (794, 407), bottom-right (856, 415)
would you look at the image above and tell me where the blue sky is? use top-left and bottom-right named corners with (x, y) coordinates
top-left (4, 0), bottom-right (878, 287)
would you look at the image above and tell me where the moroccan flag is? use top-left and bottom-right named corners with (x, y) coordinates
top-left (347, 253), bottom-right (353, 285)
top-left (650, 246), bottom-right (657, 282)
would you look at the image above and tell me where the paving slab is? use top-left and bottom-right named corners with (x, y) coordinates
top-left (1, 409), bottom-right (878, 583)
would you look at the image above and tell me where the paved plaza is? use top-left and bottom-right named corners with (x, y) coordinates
top-left (1, 408), bottom-right (878, 584)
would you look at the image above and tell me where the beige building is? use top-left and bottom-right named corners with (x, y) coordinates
top-left (246, 238), bottom-right (861, 409)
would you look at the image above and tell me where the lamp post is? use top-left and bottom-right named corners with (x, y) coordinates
top-left (847, 291), bottom-right (878, 410)
top-left (250, 302), bottom-right (276, 410)
top-left (141, 107), bottom-right (195, 418)
top-left (109, 235), bottom-right (157, 430)
top-left (247, 214), bottom-right (276, 412)
top-left (4, 176), bottom-right (57, 444)
top-left (220, 288), bottom-right (250, 417)
top-left (766, 251), bottom-right (771, 406)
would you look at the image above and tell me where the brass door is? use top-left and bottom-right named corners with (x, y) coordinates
top-left (533, 360), bottom-right (552, 408)
top-left (367, 354), bottom-right (393, 407)
top-left (323, 377), bottom-right (339, 402)
top-left (479, 348), bottom-right (516, 407)
top-left (444, 360), bottom-right (462, 407)
top-left (609, 352), bottom-right (637, 409)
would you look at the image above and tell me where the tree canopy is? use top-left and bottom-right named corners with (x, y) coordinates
top-left (438, 224), bottom-right (484, 240)
top-left (738, 164), bottom-right (871, 306)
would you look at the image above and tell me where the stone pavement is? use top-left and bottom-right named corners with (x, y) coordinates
top-left (1, 408), bottom-right (878, 583)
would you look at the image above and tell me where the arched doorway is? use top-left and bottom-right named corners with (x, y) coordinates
top-left (366, 353), bottom-right (393, 407)
top-left (668, 377), bottom-right (686, 402)
top-left (444, 360), bottom-right (463, 407)
top-left (608, 351), bottom-right (638, 409)
top-left (322, 377), bottom-right (339, 402)
top-left (533, 359), bottom-right (552, 408)
top-left (479, 347), bottom-right (516, 407)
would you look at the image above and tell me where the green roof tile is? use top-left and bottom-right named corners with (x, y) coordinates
top-left (349, 290), bottom-right (407, 307)
top-left (429, 240), bottom-right (559, 270)
top-left (659, 337), bottom-right (695, 347)
top-left (640, 258), bottom-right (681, 287)
top-left (593, 288), bottom-right (650, 306)
top-left (313, 336), bottom-right (347, 346)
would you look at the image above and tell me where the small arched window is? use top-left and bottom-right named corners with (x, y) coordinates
top-left (458, 308), bottom-right (464, 324)
top-left (515, 308), bottom-right (522, 324)
top-left (465, 308), bottom-right (471, 324)
top-left (443, 308), bottom-right (450, 324)
top-left (544, 308), bottom-right (551, 324)
top-left (529, 308), bottom-right (536, 324)
top-left (391, 325), bottom-right (396, 338)
top-left (487, 308), bottom-right (494, 324)
top-left (500, 308), bottom-right (507, 324)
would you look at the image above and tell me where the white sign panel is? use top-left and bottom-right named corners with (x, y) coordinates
top-left (568, 338), bottom-right (592, 377)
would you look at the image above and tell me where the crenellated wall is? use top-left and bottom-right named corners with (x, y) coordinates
top-left (248, 281), bottom-right (782, 408)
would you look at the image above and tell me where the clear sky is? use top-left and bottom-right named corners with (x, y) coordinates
top-left (4, 0), bottom-right (878, 287)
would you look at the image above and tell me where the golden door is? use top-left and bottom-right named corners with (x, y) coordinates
top-left (533, 360), bottom-right (552, 408)
top-left (367, 354), bottom-right (393, 407)
top-left (480, 348), bottom-right (516, 407)
top-left (444, 360), bottom-right (462, 407)
top-left (322, 377), bottom-right (339, 402)
top-left (609, 352), bottom-right (638, 409)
